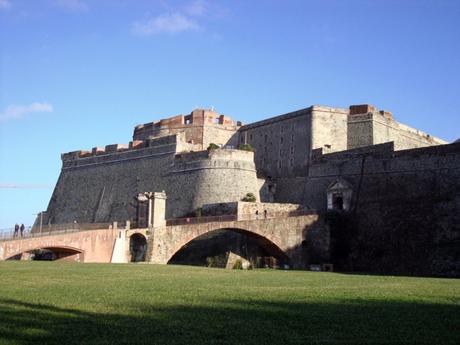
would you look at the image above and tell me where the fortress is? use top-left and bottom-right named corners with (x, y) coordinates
top-left (32, 104), bottom-right (459, 276)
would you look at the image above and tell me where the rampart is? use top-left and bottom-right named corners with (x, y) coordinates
top-left (347, 104), bottom-right (447, 150)
top-left (44, 133), bottom-right (260, 227)
top-left (303, 141), bottom-right (460, 276)
top-left (167, 149), bottom-right (260, 217)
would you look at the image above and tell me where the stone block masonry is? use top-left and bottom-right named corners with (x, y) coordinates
top-left (34, 103), bottom-right (457, 276)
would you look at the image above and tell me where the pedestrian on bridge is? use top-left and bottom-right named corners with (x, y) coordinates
top-left (14, 223), bottom-right (19, 237)
top-left (20, 224), bottom-right (25, 237)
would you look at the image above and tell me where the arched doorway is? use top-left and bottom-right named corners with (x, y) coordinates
top-left (168, 228), bottom-right (289, 268)
top-left (130, 233), bottom-right (147, 262)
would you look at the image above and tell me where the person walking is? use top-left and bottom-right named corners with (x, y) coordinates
top-left (14, 223), bottom-right (19, 238)
top-left (20, 224), bottom-right (25, 237)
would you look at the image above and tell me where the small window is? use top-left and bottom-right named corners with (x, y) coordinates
top-left (278, 160), bottom-right (281, 169)
top-left (290, 158), bottom-right (294, 167)
top-left (264, 134), bottom-right (268, 143)
top-left (280, 137), bottom-right (284, 144)
top-left (290, 147), bottom-right (294, 154)
top-left (291, 134), bottom-right (294, 142)
top-left (249, 134), bottom-right (253, 141)
top-left (185, 119), bottom-right (191, 124)
top-left (279, 149), bottom-right (282, 156)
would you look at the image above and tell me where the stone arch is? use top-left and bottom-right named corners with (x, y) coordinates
top-left (129, 233), bottom-right (147, 262)
top-left (5, 245), bottom-right (85, 262)
top-left (166, 226), bottom-right (289, 266)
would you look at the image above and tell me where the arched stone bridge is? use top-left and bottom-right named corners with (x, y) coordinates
top-left (0, 228), bottom-right (121, 262)
top-left (0, 213), bottom-right (326, 268)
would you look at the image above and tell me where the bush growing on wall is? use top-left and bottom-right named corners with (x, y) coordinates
top-left (238, 143), bottom-right (254, 152)
top-left (242, 193), bottom-right (256, 202)
top-left (207, 143), bottom-right (220, 150)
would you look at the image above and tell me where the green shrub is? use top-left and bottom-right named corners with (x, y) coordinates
top-left (242, 193), bottom-right (256, 202)
top-left (238, 143), bottom-right (254, 152)
top-left (206, 254), bottom-right (227, 268)
top-left (207, 143), bottom-right (220, 150)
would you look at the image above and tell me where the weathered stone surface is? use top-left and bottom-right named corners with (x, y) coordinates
top-left (149, 214), bottom-right (324, 269)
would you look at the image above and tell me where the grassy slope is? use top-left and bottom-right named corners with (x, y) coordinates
top-left (0, 262), bottom-right (458, 345)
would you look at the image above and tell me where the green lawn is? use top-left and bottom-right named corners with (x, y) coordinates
top-left (0, 262), bottom-right (458, 344)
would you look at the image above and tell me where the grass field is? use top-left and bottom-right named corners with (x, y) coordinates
top-left (0, 262), bottom-right (458, 344)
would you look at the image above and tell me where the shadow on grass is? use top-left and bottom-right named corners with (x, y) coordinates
top-left (0, 298), bottom-right (458, 345)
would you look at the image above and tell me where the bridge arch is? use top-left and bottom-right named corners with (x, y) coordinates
top-left (166, 226), bottom-right (289, 267)
top-left (5, 245), bottom-right (85, 262)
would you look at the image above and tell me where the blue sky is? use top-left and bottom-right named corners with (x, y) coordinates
top-left (0, 0), bottom-right (459, 229)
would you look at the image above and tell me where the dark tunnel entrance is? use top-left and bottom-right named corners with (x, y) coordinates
top-left (168, 229), bottom-right (289, 269)
top-left (6, 247), bottom-right (84, 262)
top-left (130, 233), bottom-right (147, 262)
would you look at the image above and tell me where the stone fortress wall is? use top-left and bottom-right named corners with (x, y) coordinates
top-left (238, 104), bottom-right (446, 179)
top-left (44, 131), bottom-right (259, 226)
top-left (44, 103), bottom-right (450, 226)
top-left (39, 103), bottom-right (459, 275)
top-left (302, 142), bottom-right (460, 276)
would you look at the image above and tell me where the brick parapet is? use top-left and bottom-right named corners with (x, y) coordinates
top-left (61, 134), bottom-right (180, 169)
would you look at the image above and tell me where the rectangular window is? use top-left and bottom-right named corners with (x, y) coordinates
top-left (291, 134), bottom-right (294, 142)
top-left (290, 147), bottom-right (294, 154)
top-left (264, 134), bottom-right (268, 143)
top-left (290, 158), bottom-right (294, 167)
top-left (280, 137), bottom-right (284, 144)
top-left (249, 134), bottom-right (253, 141)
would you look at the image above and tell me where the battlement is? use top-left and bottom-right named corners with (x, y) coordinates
top-left (133, 109), bottom-right (241, 141)
top-left (61, 134), bottom-right (181, 168)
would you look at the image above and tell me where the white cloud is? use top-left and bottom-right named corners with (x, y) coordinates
top-left (0, 0), bottom-right (11, 10)
top-left (133, 12), bottom-right (200, 35)
top-left (132, 0), bottom-right (215, 36)
top-left (54, 0), bottom-right (88, 12)
top-left (184, 0), bottom-right (206, 17)
top-left (0, 102), bottom-right (54, 121)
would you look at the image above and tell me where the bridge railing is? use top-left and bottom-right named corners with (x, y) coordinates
top-left (237, 209), bottom-right (316, 221)
top-left (165, 209), bottom-right (315, 226)
top-left (0, 222), bottom-right (112, 242)
top-left (166, 214), bottom-right (237, 226)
